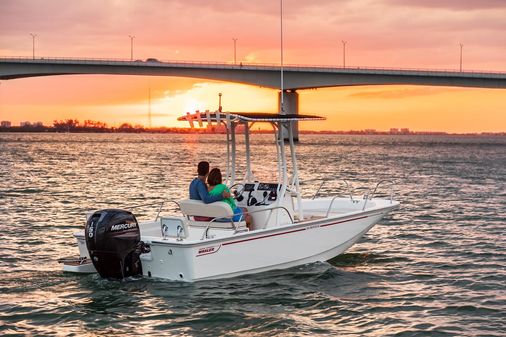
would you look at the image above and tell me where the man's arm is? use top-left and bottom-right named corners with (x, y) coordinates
top-left (197, 181), bottom-right (224, 204)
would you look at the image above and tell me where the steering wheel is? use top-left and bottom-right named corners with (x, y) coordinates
top-left (229, 183), bottom-right (246, 201)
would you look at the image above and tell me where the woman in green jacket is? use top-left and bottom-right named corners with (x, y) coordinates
top-left (207, 168), bottom-right (251, 228)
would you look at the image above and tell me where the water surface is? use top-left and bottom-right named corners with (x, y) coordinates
top-left (0, 133), bottom-right (504, 336)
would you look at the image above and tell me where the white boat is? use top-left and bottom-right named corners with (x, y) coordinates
top-left (61, 111), bottom-right (399, 281)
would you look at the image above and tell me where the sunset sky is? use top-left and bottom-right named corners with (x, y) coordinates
top-left (0, 0), bottom-right (505, 132)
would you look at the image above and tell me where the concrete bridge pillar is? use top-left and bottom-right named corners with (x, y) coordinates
top-left (278, 89), bottom-right (299, 141)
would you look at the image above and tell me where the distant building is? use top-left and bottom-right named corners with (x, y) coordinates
top-left (400, 128), bottom-right (410, 134)
top-left (20, 121), bottom-right (31, 127)
top-left (1, 121), bottom-right (11, 128)
top-left (33, 122), bottom-right (44, 127)
top-left (389, 128), bottom-right (399, 134)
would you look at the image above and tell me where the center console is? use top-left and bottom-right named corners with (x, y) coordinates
top-left (237, 182), bottom-right (280, 207)
top-left (235, 182), bottom-right (294, 229)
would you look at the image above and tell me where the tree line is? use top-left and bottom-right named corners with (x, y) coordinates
top-left (51, 119), bottom-right (142, 132)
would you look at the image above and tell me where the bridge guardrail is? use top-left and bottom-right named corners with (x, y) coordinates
top-left (1, 55), bottom-right (505, 76)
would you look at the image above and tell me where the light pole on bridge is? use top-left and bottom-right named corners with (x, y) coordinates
top-left (342, 40), bottom-right (347, 68)
top-left (30, 33), bottom-right (37, 59)
top-left (129, 35), bottom-right (135, 61)
top-left (232, 38), bottom-right (238, 65)
top-left (459, 43), bottom-right (464, 72)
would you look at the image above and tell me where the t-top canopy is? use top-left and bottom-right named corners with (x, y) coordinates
top-left (178, 112), bottom-right (325, 124)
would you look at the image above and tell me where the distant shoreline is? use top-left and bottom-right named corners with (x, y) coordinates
top-left (0, 126), bottom-right (504, 137)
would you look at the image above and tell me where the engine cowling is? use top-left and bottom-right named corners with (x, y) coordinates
top-left (85, 209), bottom-right (143, 279)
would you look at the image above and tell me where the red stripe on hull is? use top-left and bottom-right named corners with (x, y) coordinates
top-left (320, 215), bottom-right (368, 227)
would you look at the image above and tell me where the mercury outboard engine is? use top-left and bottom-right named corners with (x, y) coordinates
top-left (85, 209), bottom-right (144, 279)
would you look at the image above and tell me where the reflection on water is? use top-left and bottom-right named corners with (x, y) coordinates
top-left (0, 133), bottom-right (505, 336)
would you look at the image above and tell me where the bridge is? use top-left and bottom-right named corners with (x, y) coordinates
top-left (1, 57), bottom-right (506, 89)
top-left (1, 57), bottom-right (505, 138)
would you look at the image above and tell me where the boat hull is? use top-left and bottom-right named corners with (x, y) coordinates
top-left (141, 207), bottom-right (393, 282)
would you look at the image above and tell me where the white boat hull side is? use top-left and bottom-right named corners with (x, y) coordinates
top-left (143, 209), bottom-right (390, 282)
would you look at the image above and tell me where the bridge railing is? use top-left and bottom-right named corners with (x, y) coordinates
top-left (1, 55), bottom-right (505, 76)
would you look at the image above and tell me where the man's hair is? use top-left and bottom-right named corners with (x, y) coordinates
top-left (207, 168), bottom-right (222, 186)
top-left (197, 161), bottom-right (210, 176)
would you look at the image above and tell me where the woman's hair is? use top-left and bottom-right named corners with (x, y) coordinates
top-left (207, 168), bottom-right (222, 186)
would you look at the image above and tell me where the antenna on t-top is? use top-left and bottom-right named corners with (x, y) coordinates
top-left (218, 92), bottom-right (223, 112)
top-left (280, 0), bottom-right (284, 113)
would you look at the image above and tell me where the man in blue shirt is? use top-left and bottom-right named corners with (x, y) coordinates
top-left (189, 161), bottom-right (230, 203)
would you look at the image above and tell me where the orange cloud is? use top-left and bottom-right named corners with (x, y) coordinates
top-left (347, 87), bottom-right (452, 99)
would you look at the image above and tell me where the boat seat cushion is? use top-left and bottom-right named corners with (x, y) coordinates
top-left (179, 199), bottom-right (234, 218)
top-left (178, 199), bottom-right (247, 230)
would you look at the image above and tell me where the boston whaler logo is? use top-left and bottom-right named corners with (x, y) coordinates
top-left (196, 245), bottom-right (221, 257)
top-left (110, 222), bottom-right (137, 232)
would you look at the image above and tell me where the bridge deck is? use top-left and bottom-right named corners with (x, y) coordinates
top-left (1, 57), bottom-right (506, 89)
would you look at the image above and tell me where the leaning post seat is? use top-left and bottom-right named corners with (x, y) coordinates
top-left (178, 199), bottom-right (247, 229)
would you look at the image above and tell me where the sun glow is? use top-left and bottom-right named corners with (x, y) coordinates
top-left (2, 75), bottom-right (506, 132)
